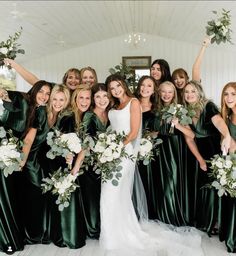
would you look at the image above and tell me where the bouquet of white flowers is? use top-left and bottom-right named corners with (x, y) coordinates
top-left (208, 153), bottom-right (236, 197)
top-left (137, 131), bottom-right (163, 165)
top-left (41, 167), bottom-right (78, 211)
top-left (0, 126), bottom-right (23, 177)
top-left (161, 103), bottom-right (196, 133)
top-left (90, 127), bottom-right (133, 186)
top-left (206, 9), bottom-right (233, 45)
top-left (0, 27), bottom-right (25, 67)
top-left (46, 129), bottom-right (82, 169)
top-left (0, 99), bottom-right (5, 117)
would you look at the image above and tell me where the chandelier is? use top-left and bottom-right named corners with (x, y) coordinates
top-left (124, 32), bottom-right (146, 47)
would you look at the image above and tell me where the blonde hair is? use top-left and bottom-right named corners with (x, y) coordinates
top-left (47, 84), bottom-right (71, 119)
top-left (182, 80), bottom-right (208, 111)
top-left (221, 82), bottom-right (236, 123)
top-left (80, 66), bottom-right (98, 86)
top-left (157, 81), bottom-right (178, 111)
top-left (70, 84), bottom-right (91, 130)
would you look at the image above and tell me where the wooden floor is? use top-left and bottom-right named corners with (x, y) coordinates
top-left (0, 235), bottom-right (234, 256)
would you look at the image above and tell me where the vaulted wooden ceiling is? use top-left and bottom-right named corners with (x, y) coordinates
top-left (1, 1), bottom-right (236, 62)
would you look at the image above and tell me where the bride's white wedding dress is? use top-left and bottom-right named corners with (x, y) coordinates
top-left (99, 99), bottom-right (205, 256)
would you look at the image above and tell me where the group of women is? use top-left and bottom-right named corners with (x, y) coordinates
top-left (0, 36), bottom-right (236, 255)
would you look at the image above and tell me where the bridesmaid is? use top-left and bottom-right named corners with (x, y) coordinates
top-left (0, 90), bottom-right (25, 254)
top-left (41, 84), bottom-right (91, 249)
top-left (183, 80), bottom-right (231, 235)
top-left (21, 83), bottom-right (70, 244)
top-left (218, 82), bottom-right (236, 252)
top-left (80, 66), bottom-right (98, 87)
top-left (79, 83), bottom-right (110, 239)
top-left (156, 81), bottom-right (195, 226)
top-left (150, 59), bottom-right (172, 87)
top-left (134, 75), bottom-right (160, 219)
top-left (171, 37), bottom-right (211, 103)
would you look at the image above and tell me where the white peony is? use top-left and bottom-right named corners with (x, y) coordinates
top-left (0, 47), bottom-right (8, 54)
top-left (94, 141), bottom-right (105, 153)
top-left (60, 133), bottom-right (81, 153)
top-left (224, 160), bottom-right (232, 169)
top-left (0, 144), bottom-right (21, 166)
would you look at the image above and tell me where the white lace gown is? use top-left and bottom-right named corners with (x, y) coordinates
top-left (99, 100), bottom-right (205, 256)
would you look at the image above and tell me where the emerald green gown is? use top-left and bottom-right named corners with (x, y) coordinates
top-left (154, 112), bottom-right (187, 226)
top-left (39, 112), bottom-right (87, 249)
top-left (0, 97), bottom-right (26, 253)
top-left (218, 121), bottom-right (236, 252)
top-left (22, 106), bottom-right (51, 244)
top-left (80, 111), bottom-right (109, 239)
top-left (189, 101), bottom-right (221, 234)
top-left (137, 110), bottom-right (161, 219)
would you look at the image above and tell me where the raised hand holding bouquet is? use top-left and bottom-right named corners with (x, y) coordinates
top-left (206, 9), bottom-right (233, 45)
top-left (208, 153), bottom-right (236, 197)
top-left (0, 27), bottom-right (25, 67)
top-left (161, 103), bottom-right (196, 134)
top-left (0, 127), bottom-right (23, 177)
top-left (138, 130), bottom-right (163, 165)
top-left (90, 127), bottom-right (134, 186)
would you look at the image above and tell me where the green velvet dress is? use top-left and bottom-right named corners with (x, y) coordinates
top-left (154, 112), bottom-right (187, 226)
top-left (136, 110), bottom-right (161, 219)
top-left (0, 98), bottom-right (25, 253)
top-left (218, 121), bottom-right (236, 252)
top-left (22, 106), bottom-right (51, 244)
top-left (189, 101), bottom-right (221, 234)
top-left (39, 112), bottom-right (87, 249)
top-left (80, 111), bottom-right (109, 239)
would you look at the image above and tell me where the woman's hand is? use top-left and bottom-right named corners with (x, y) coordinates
top-left (65, 153), bottom-right (74, 169)
top-left (171, 117), bottom-right (179, 127)
top-left (198, 158), bottom-right (207, 171)
top-left (202, 36), bottom-right (211, 47)
top-left (221, 134), bottom-right (231, 155)
top-left (0, 88), bottom-right (11, 102)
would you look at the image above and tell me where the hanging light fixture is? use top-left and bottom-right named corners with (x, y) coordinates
top-left (124, 32), bottom-right (146, 47)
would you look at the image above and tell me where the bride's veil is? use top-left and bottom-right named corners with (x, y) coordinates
top-left (131, 113), bottom-right (149, 223)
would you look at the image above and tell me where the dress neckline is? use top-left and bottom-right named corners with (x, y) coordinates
top-left (113, 98), bottom-right (136, 111)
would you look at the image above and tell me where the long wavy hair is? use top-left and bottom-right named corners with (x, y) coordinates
top-left (70, 84), bottom-right (91, 130)
top-left (157, 81), bottom-right (178, 111)
top-left (105, 74), bottom-right (134, 109)
top-left (150, 59), bottom-right (172, 85)
top-left (23, 80), bottom-right (53, 137)
top-left (182, 80), bottom-right (208, 112)
top-left (221, 82), bottom-right (236, 123)
top-left (46, 84), bottom-right (71, 121)
top-left (134, 75), bottom-right (158, 112)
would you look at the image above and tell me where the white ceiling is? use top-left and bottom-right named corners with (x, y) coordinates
top-left (1, 1), bottom-right (236, 63)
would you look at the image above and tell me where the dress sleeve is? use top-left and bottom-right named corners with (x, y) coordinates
top-left (82, 112), bottom-right (97, 137)
top-left (205, 101), bottom-right (220, 122)
top-left (32, 106), bottom-right (47, 130)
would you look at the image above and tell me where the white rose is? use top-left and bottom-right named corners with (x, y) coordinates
top-left (220, 176), bottom-right (227, 186)
top-left (215, 160), bottom-right (223, 169)
top-left (94, 141), bottom-right (105, 153)
top-left (224, 160), bottom-right (232, 169)
top-left (103, 147), bottom-right (113, 157)
top-left (60, 133), bottom-right (81, 153)
top-left (0, 47), bottom-right (8, 54)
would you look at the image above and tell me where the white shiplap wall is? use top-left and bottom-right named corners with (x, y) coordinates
top-left (16, 33), bottom-right (236, 107)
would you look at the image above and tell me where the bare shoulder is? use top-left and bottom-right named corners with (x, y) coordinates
top-left (130, 97), bottom-right (140, 107)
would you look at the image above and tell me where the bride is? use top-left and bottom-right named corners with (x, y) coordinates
top-left (99, 74), bottom-right (205, 256)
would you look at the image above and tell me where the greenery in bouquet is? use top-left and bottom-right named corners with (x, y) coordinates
top-left (109, 63), bottom-right (138, 92)
top-left (138, 130), bottom-right (163, 165)
top-left (206, 9), bottom-right (233, 45)
top-left (46, 129), bottom-right (82, 168)
top-left (0, 126), bottom-right (23, 177)
top-left (0, 27), bottom-right (25, 67)
top-left (161, 103), bottom-right (196, 133)
top-left (90, 127), bottom-right (134, 186)
top-left (41, 167), bottom-right (79, 211)
top-left (208, 153), bottom-right (236, 197)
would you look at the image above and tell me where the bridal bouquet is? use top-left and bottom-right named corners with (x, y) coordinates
top-left (0, 127), bottom-right (23, 177)
top-left (205, 9), bottom-right (233, 45)
top-left (0, 27), bottom-right (25, 67)
top-left (41, 167), bottom-right (79, 211)
top-left (46, 129), bottom-right (82, 169)
top-left (208, 153), bottom-right (236, 197)
top-left (161, 103), bottom-right (196, 133)
top-left (90, 127), bottom-right (133, 186)
top-left (138, 131), bottom-right (163, 165)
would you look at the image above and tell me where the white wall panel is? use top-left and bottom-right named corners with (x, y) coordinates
top-left (16, 34), bottom-right (235, 107)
